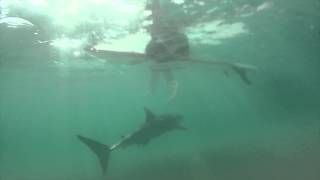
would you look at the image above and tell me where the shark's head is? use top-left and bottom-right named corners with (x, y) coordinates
top-left (159, 114), bottom-right (186, 130)
top-left (144, 107), bottom-right (186, 130)
top-left (169, 114), bottom-right (183, 122)
top-left (172, 114), bottom-right (186, 130)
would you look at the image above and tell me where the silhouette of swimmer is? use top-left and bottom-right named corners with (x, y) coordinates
top-left (85, 0), bottom-right (256, 100)
top-left (145, 28), bottom-right (190, 99)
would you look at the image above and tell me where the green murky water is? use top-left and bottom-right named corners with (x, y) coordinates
top-left (1, 0), bottom-right (320, 180)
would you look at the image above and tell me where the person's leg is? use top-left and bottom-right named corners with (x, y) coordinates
top-left (149, 69), bottom-right (161, 96)
top-left (162, 69), bottom-right (178, 100)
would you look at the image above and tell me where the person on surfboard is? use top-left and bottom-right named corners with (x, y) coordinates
top-left (85, 0), bottom-right (256, 100)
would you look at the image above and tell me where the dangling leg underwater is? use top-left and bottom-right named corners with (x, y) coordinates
top-left (148, 66), bottom-right (179, 100)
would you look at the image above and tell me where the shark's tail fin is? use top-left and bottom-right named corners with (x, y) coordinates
top-left (77, 135), bottom-right (111, 174)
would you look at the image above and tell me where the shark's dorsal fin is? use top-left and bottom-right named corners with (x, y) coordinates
top-left (144, 107), bottom-right (156, 123)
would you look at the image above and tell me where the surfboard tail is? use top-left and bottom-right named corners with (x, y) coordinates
top-left (77, 135), bottom-right (111, 174)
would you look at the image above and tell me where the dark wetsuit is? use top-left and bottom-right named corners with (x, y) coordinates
top-left (145, 32), bottom-right (189, 63)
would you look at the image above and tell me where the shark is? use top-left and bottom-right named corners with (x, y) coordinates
top-left (77, 107), bottom-right (185, 173)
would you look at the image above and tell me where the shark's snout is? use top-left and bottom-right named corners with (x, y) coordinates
top-left (175, 114), bottom-right (183, 121)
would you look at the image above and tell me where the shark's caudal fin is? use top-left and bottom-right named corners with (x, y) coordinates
top-left (77, 135), bottom-right (111, 173)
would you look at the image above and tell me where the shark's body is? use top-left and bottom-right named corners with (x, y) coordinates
top-left (77, 108), bottom-right (185, 173)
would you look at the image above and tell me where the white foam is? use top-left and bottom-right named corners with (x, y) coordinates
top-left (187, 20), bottom-right (248, 45)
top-left (171, 0), bottom-right (185, 5)
top-left (256, 2), bottom-right (272, 12)
top-left (50, 37), bottom-right (85, 51)
top-left (96, 30), bottom-right (150, 53)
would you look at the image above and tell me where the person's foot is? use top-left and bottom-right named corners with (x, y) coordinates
top-left (168, 80), bottom-right (179, 100)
